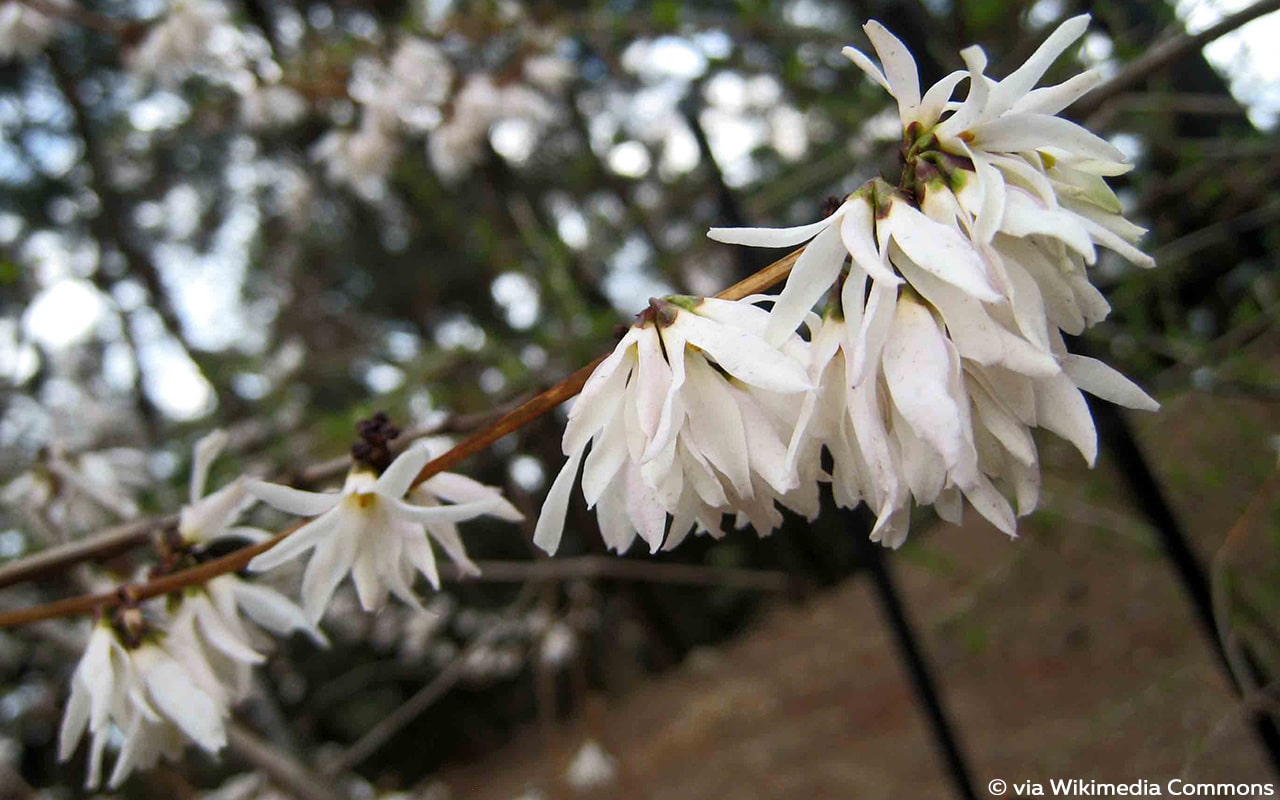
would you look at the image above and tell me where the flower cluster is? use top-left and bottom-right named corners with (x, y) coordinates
top-left (537, 15), bottom-right (1158, 554)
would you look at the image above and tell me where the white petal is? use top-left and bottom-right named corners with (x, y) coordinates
top-left (532, 447), bottom-right (586, 554)
top-left (581, 412), bottom-right (628, 507)
top-left (374, 444), bottom-right (434, 498)
top-left (682, 355), bottom-right (753, 498)
top-left (191, 596), bottom-right (264, 664)
top-left (706, 215), bottom-right (834, 247)
top-left (301, 524), bottom-right (360, 622)
top-left (564, 347), bottom-right (635, 455)
top-left (841, 45), bottom-right (891, 94)
top-left (884, 202), bottom-right (1001, 302)
top-left (765, 223), bottom-right (847, 345)
top-left (841, 197), bottom-right (901, 287)
top-left (1013, 70), bottom-right (1104, 116)
top-left (963, 475), bottom-right (1018, 536)
top-left (848, 282), bottom-right (897, 385)
top-left (863, 21), bottom-right (920, 117)
top-left (934, 45), bottom-right (990, 139)
top-left (421, 472), bottom-right (523, 521)
top-left (392, 496), bottom-right (499, 525)
top-left (672, 305), bottom-right (811, 393)
top-left (143, 657), bottom-right (226, 753)
top-left (918, 71), bottom-right (967, 126)
top-left (190, 429), bottom-right (229, 504)
top-left (974, 113), bottom-right (1124, 163)
top-left (984, 14), bottom-right (1090, 120)
top-left (232, 580), bottom-right (328, 645)
top-left (882, 299), bottom-right (965, 469)
top-left (247, 509), bottom-right (342, 572)
top-left (247, 480), bottom-right (341, 517)
top-left (1034, 370), bottom-right (1098, 465)
top-left (1062, 355), bottom-right (1159, 411)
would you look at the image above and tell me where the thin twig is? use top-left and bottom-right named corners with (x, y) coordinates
top-left (323, 582), bottom-right (540, 775)
top-left (1077, 0), bottom-right (1280, 121)
top-left (443, 557), bottom-right (790, 591)
top-left (0, 248), bottom-right (803, 628)
top-left (226, 724), bottom-right (348, 800)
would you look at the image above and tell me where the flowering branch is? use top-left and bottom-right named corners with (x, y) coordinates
top-left (0, 247), bottom-right (802, 629)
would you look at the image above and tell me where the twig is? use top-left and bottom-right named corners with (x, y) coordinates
top-left (442, 556), bottom-right (790, 591)
top-left (0, 247), bottom-right (803, 628)
top-left (1076, 0), bottom-right (1280, 121)
top-left (323, 582), bottom-right (540, 775)
top-left (226, 724), bottom-right (348, 800)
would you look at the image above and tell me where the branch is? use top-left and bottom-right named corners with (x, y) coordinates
top-left (226, 724), bottom-right (348, 800)
top-left (1075, 0), bottom-right (1280, 121)
top-left (0, 247), bottom-right (803, 628)
top-left (0, 398), bottom-right (528, 590)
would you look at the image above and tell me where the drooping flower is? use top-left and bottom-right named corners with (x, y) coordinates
top-left (533, 296), bottom-right (813, 556)
top-left (128, 0), bottom-right (244, 84)
top-left (59, 613), bottom-right (229, 789)
top-left (169, 431), bottom-right (322, 701)
top-left (246, 443), bottom-right (508, 621)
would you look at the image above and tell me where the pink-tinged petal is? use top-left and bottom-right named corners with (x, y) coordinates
top-left (984, 14), bottom-right (1091, 120)
top-left (301, 526), bottom-right (359, 622)
top-left (374, 444), bottom-right (434, 498)
top-left (974, 113), bottom-right (1124, 162)
top-left (882, 298), bottom-right (966, 470)
top-left (564, 347), bottom-right (635, 455)
top-left (935, 45), bottom-right (990, 139)
top-left (884, 202), bottom-right (1002, 301)
top-left (765, 223), bottom-right (848, 345)
top-left (682, 355), bottom-right (753, 498)
top-left (1062, 355), bottom-right (1159, 411)
top-left (189, 429), bottom-right (229, 504)
top-left (840, 45), bottom-right (891, 94)
top-left (673, 305), bottom-right (811, 393)
top-left (532, 447), bottom-right (586, 554)
top-left (963, 475), bottom-right (1018, 536)
top-left (863, 21), bottom-right (921, 117)
top-left (841, 197), bottom-right (902, 287)
top-left (1034, 370), bottom-right (1098, 465)
top-left (247, 480), bottom-right (340, 517)
top-left (707, 215), bottom-right (834, 247)
top-left (1013, 70), bottom-right (1103, 116)
top-left (392, 496), bottom-right (499, 525)
top-left (581, 412), bottom-right (628, 507)
top-left (623, 464), bottom-right (667, 553)
top-left (247, 509), bottom-right (342, 572)
top-left (595, 480), bottom-right (638, 553)
top-left (420, 473), bottom-right (523, 521)
top-left (633, 324), bottom-right (672, 439)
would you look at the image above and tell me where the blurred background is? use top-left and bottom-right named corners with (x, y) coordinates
top-left (1, 0), bottom-right (1279, 797)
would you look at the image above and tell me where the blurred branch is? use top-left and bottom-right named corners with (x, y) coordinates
top-left (443, 556), bottom-right (791, 592)
top-left (227, 724), bottom-right (348, 800)
top-left (0, 247), bottom-right (803, 627)
top-left (323, 582), bottom-right (540, 776)
top-left (17, 0), bottom-right (139, 36)
top-left (46, 48), bottom-right (236, 415)
top-left (1077, 0), bottom-right (1280, 121)
top-left (0, 398), bottom-right (528, 590)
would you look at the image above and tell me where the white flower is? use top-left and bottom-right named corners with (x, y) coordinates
top-left (240, 82), bottom-right (308, 130)
top-left (59, 619), bottom-right (229, 789)
top-left (565, 740), bottom-right (617, 791)
top-left (129, 0), bottom-right (243, 84)
top-left (2, 445), bottom-right (151, 535)
top-left (533, 296), bottom-right (813, 556)
top-left (428, 74), bottom-right (557, 180)
top-left (311, 112), bottom-right (401, 200)
top-left (0, 0), bottom-right (61, 60)
top-left (246, 444), bottom-right (510, 621)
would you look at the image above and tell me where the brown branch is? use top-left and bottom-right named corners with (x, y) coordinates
top-left (0, 399), bottom-right (528, 590)
top-left (1076, 0), bottom-right (1280, 121)
top-left (0, 247), bottom-right (802, 628)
